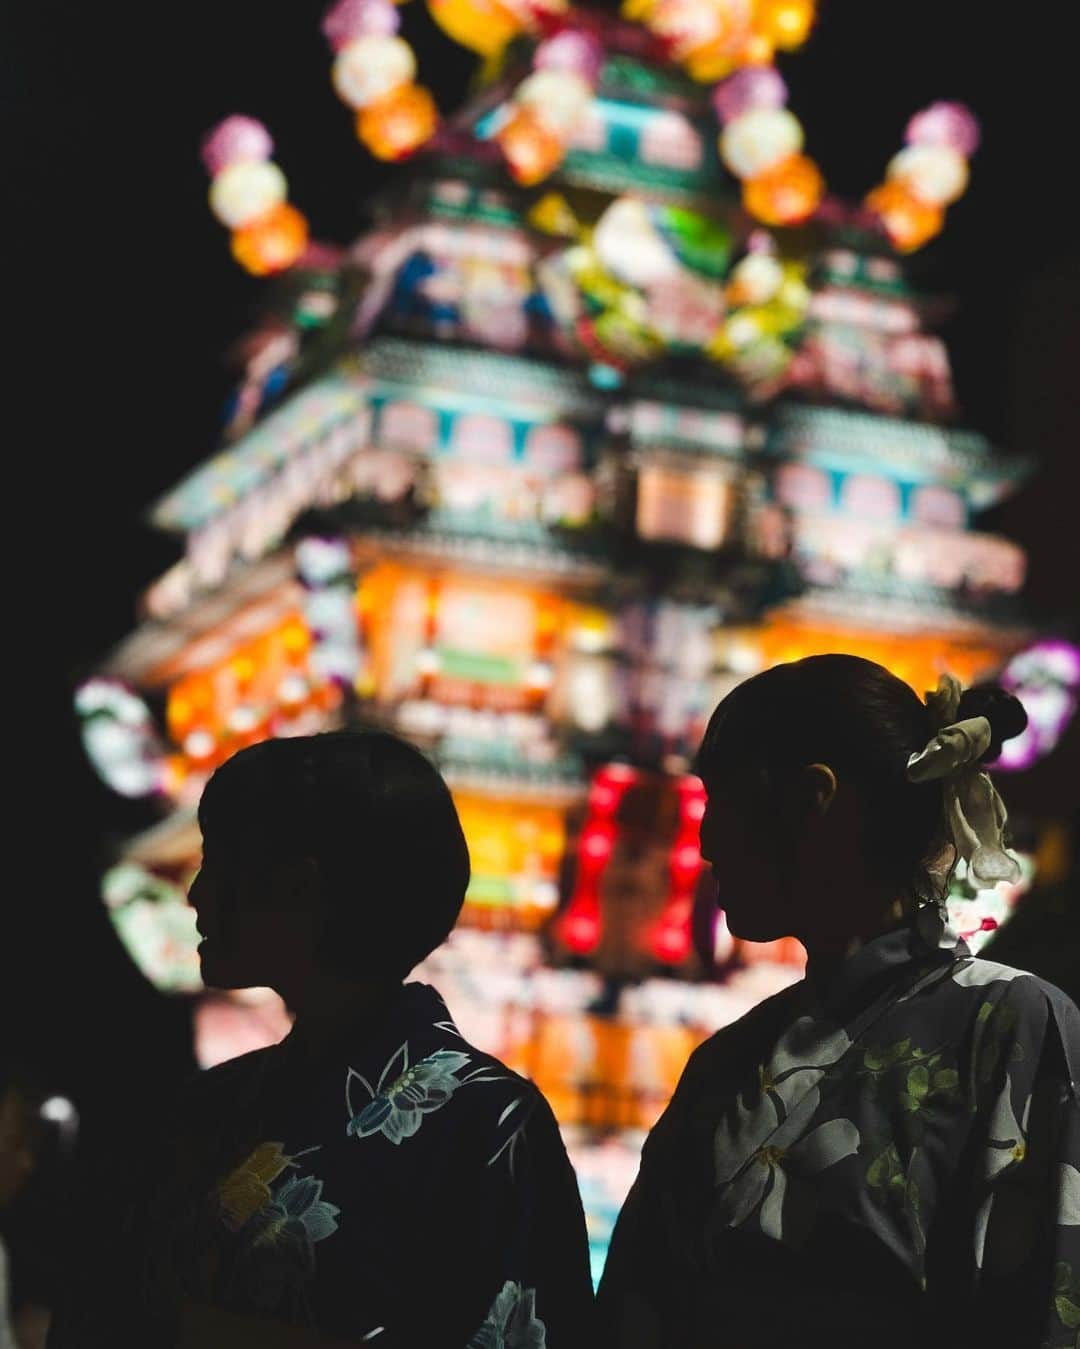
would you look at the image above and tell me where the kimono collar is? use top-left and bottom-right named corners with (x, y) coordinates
top-left (809, 913), bottom-right (967, 1021)
top-left (278, 981), bottom-right (450, 1071)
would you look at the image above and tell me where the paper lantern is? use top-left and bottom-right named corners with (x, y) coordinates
top-left (426, 0), bottom-right (522, 56)
top-left (735, 30), bottom-right (776, 65)
top-left (321, 0), bottom-right (399, 48)
top-left (200, 116), bottom-right (273, 177)
top-left (905, 101), bottom-right (981, 158)
top-left (356, 83), bottom-right (438, 160)
top-left (231, 203), bottom-right (310, 276)
top-left (865, 180), bottom-right (944, 252)
top-left (516, 68), bottom-right (593, 137)
top-left (720, 106), bottom-right (803, 178)
top-left (497, 107), bottom-right (566, 185)
top-left (711, 66), bottom-right (787, 124)
top-left (534, 28), bottom-right (603, 83)
top-left (332, 35), bottom-right (416, 108)
top-left (208, 160), bottom-right (288, 229)
top-left (727, 250), bottom-right (784, 304)
top-left (755, 0), bottom-right (816, 50)
top-left (742, 152), bottom-right (823, 224)
top-left (887, 143), bottom-right (969, 207)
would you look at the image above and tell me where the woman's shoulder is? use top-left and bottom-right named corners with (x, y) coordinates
top-left (172, 1044), bottom-right (280, 1119)
top-left (673, 980), bottom-right (808, 1100)
top-left (948, 953), bottom-right (1080, 1066)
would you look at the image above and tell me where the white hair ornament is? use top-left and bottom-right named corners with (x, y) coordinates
top-left (906, 674), bottom-right (1020, 888)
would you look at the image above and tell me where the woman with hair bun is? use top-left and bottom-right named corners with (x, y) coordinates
top-left (597, 655), bottom-right (1080, 1349)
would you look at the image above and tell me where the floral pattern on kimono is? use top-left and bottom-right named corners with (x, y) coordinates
top-left (597, 919), bottom-right (1080, 1349)
top-left (48, 983), bottom-right (593, 1348)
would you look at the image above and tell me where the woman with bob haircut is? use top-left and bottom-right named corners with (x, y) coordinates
top-left (597, 654), bottom-right (1080, 1349)
top-left (50, 730), bottom-right (592, 1348)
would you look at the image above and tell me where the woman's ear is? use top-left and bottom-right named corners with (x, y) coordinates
top-left (802, 763), bottom-right (838, 816)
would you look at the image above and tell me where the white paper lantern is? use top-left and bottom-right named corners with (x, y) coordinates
top-left (886, 143), bottom-right (969, 206)
top-left (332, 35), bottom-right (416, 109)
top-left (729, 252), bottom-right (784, 304)
top-left (720, 107), bottom-right (803, 179)
top-left (208, 160), bottom-right (288, 228)
top-left (516, 69), bottom-right (592, 137)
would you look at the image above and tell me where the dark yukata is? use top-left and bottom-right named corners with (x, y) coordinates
top-left (597, 916), bottom-right (1080, 1349)
top-left (50, 984), bottom-right (593, 1347)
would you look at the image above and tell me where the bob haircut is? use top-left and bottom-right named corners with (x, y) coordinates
top-left (198, 729), bottom-right (471, 981)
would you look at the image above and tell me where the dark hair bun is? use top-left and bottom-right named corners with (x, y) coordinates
top-left (956, 683), bottom-right (1029, 762)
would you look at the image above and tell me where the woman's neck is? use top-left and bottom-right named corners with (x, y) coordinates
top-left (280, 971), bottom-right (401, 1059)
top-left (800, 883), bottom-right (911, 991)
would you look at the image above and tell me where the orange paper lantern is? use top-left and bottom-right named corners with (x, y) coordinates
top-left (865, 180), bottom-right (944, 253)
top-left (733, 29), bottom-right (775, 65)
top-left (756, 0), bottom-right (815, 50)
top-left (742, 152), bottom-right (824, 225)
top-left (497, 107), bottom-right (566, 186)
top-left (356, 83), bottom-right (438, 161)
top-left (230, 203), bottom-right (309, 276)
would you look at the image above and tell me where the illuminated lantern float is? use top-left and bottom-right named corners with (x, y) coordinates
top-left (80, 3), bottom-right (1052, 1281)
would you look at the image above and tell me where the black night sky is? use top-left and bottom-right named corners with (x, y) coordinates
top-left (9, 0), bottom-right (1079, 1129)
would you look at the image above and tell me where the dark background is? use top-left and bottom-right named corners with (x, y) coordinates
top-left (8, 0), bottom-right (1078, 1134)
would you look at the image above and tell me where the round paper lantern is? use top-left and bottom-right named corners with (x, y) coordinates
top-left (497, 107), bottom-right (566, 185)
top-left (209, 159), bottom-right (288, 229)
top-left (200, 116), bottom-right (273, 177)
top-left (321, 0), bottom-right (399, 48)
top-left (887, 143), bottom-right (969, 206)
top-left (357, 83), bottom-right (438, 160)
top-left (516, 69), bottom-right (593, 136)
top-left (332, 35), bottom-right (416, 108)
top-left (905, 101), bottom-right (980, 158)
top-left (735, 30), bottom-right (776, 65)
top-left (727, 250), bottom-right (784, 304)
top-left (720, 106), bottom-right (803, 178)
top-left (756, 0), bottom-right (815, 50)
top-left (534, 29), bottom-right (603, 83)
top-left (711, 65), bottom-right (787, 124)
top-left (231, 203), bottom-right (310, 276)
top-left (865, 180), bottom-right (944, 252)
top-left (742, 152), bottom-right (823, 224)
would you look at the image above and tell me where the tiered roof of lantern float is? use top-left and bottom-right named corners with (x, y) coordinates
top-left (78, 0), bottom-right (1039, 1281)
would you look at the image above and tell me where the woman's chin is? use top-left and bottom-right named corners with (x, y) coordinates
top-left (197, 942), bottom-right (244, 990)
top-left (723, 910), bottom-right (786, 945)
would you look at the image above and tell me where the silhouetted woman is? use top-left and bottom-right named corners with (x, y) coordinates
top-left (597, 655), bottom-right (1080, 1349)
top-left (50, 730), bottom-right (592, 1347)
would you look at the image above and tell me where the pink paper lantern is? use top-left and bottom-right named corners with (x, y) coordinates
top-left (535, 29), bottom-right (604, 86)
top-left (905, 101), bottom-right (981, 158)
top-left (200, 116), bottom-right (273, 178)
top-left (711, 66), bottom-right (788, 126)
top-left (321, 0), bottom-right (399, 49)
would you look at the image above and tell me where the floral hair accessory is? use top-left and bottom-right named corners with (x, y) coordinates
top-left (906, 674), bottom-right (1020, 888)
